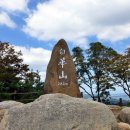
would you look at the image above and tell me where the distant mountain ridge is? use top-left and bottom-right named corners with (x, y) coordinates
top-left (83, 93), bottom-right (129, 100)
top-left (83, 93), bottom-right (130, 106)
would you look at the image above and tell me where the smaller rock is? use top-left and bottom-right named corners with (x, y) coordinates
top-left (118, 107), bottom-right (130, 124)
top-left (118, 122), bottom-right (130, 130)
top-left (108, 105), bottom-right (122, 122)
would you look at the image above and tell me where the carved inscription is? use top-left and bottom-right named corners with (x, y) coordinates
top-left (58, 48), bottom-right (68, 86)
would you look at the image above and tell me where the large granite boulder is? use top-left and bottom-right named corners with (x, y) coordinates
top-left (44, 39), bottom-right (81, 97)
top-left (118, 107), bottom-right (130, 124)
top-left (0, 94), bottom-right (117, 130)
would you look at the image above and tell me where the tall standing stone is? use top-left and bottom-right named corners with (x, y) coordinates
top-left (44, 39), bottom-right (81, 97)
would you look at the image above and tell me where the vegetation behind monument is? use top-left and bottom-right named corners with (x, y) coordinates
top-left (0, 41), bottom-right (130, 103)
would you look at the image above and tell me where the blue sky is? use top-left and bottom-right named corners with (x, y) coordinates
top-left (0, 0), bottom-right (130, 96)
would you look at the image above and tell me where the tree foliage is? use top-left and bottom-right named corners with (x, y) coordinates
top-left (109, 48), bottom-right (130, 97)
top-left (0, 42), bottom-right (44, 102)
top-left (72, 42), bottom-right (119, 102)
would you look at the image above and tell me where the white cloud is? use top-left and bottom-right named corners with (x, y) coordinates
top-left (0, 0), bottom-right (29, 13)
top-left (0, 0), bottom-right (29, 28)
top-left (97, 24), bottom-right (130, 41)
top-left (0, 12), bottom-right (16, 28)
top-left (23, 0), bottom-right (130, 46)
top-left (14, 45), bottom-right (51, 81)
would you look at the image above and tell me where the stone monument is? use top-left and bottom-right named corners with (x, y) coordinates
top-left (44, 39), bottom-right (81, 97)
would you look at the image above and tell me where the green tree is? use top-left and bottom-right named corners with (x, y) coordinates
top-left (109, 48), bottom-right (130, 98)
top-left (72, 47), bottom-right (95, 100)
top-left (0, 42), bottom-right (28, 92)
top-left (0, 41), bottom-right (44, 102)
top-left (72, 42), bottom-right (119, 102)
